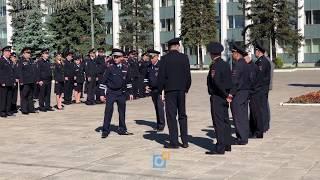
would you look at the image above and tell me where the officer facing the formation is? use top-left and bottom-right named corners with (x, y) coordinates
top-left (0, 46), bottom-right (15, 117)
top-left (95, 47), bottom-right (106, 103)
top-left (206, 42), bottom-right (233, 155)
top-left (37, 48), bottom-right (54, 112)
top-left (158, 37), bottom-right (192, 149)
top-left (63, 52), bottom-right (75, 105)
top-left (99, 49), bottom-right (134, 138)
top-left (18, 47), bottom-right (38, 115)
top-left (139, 52), bottom-right (150, 97)
top-left (145, 49), bottom-right (165, 131)
top-left (229, 44), bottom-right (251, 145)
top-left (85, 49), bottom-right (98, 105)
top-left (250, 43), bottom-right (271, 138)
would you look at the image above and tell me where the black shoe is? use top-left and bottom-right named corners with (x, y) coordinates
top-left (46, 107), bottom-right (55, 111)
top-left (85, 101), bottom-right (95, 105)
top-left (29, 111), bottom-right (38, 113)
top-left (39, 108), bottom-right (47, 112)
top-left (157, 128), bottom-right (164, 132)
top-left (234, 139), bottom-right (248, 145)
top-left (95, 100), bottom-right (103, 104)
top-left (205, 150), bottom-right (225, 155)
top-left (6, 112), bottom-right (14, 116)
top-left (181, 143), bottom-right (189, 148)
top-left (164, 143), bottom-right (179, 149)
top-left (225, 145), bottom-right (232, 152)
top-left (118, 131), bottom-right (134, 135)
top-left (0, 113), bottom-right (7, 118)
top-left (256, 133), bottom-right (263, 139)
top-left (22, 112), bottom-right (29, 115)
top-left (101, 132), bottom-right (109, 138)
top-left (63, 101), bottom-right (72, 105)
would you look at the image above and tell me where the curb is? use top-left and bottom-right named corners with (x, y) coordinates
top-left (192, 68), bottom-right (320, 73)
top-left (280, 102), bottom-right (320, 106)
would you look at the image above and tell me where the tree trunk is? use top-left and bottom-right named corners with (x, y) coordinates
top-left (271, 37), bottom-right (277, 62)
top-left (199, 45), bottom-right (203, 70)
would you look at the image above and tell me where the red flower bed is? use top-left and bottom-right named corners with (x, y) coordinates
top-left (287, 91), bottom-right (320, 103)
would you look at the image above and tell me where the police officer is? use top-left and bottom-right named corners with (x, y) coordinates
top-left (250, 43), bottom-right (271, 138)
top-left (140, 52), bottom-right (150, 97)
top-left (18, 47), bottom-right (38, 115)
top-left (37, 48), bottom-right (54, 112)
top-left (63, 51), bottom-right (75, 105)
top-left (84, 49), bottom-right (98, 105)
top-left (74, 56), bottom-right (85, 104)
top-left (10, 52), bottom-right (19, 114)
top-left (127, 50), bottom-right (140, 98)
top-left (0, 46), bottom-right (15, 117)
top-left (158, 38), bottom-right (192, 149)
top-left (53, 52), bottom-right (65, 110)
top-left (95, 48), bottom-right (106, 103)
top-left (99, 49), bottom-right (134, 138)
top-left (206, 42), bottom-right (233, 155)
top-left (145, 49), bottom-right (165, 131)
top-left (229, 44), bottom-right (252, 145)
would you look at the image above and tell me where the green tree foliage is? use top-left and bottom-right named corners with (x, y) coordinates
top-left (243, 0), bottom-right (303, 62)
top-left (181, 0), bottom-right (217, 69)
top-left (46, 0), bottom-right (107, 55)
top-left (119, 0), bottom-right (153, 51)
top-left (8, 0), bottom-right (53, 54)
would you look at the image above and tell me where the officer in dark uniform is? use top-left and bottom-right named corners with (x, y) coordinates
top-left (10, 52), bottom-right (19, 114)
top-left (95, 48), bottom-right (106, 103)
top-left (250, 43), bottom-right (271, 138)
top-left (206, 42), bottom-right (233, 155)
top-left (229, 44), bottom-right (252, 145)
top-left (18, 47), bottom-right (38, 115)
top-left (99, 49), bottom-right (134, 138)
top-left (37, 48), bottom-right (54, 112)
top-left (145, 49), bottom-right (165, 131)
top-left (0, 46), bottom-right (15, 117)
top-left (53, 52), bottom-right (65, 110)
top-left (63, 51), bottom-right (75, 105)
top-left (158, 38), bottom-right (192, 149)
top-left (140, 52), bottom-right (150, 97)
top-left (84, 49), bottom-right (98, 105)
top-left (127, 50), bottom-right (140, 98)
top-left (74, 56), bottom-right (85, 104)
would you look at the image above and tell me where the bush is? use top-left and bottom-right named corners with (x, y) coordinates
top-left (287, 91), bottom-right (320, 103)
top-left (274, 57), bottom-right (284, 69)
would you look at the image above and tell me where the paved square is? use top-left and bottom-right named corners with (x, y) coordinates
top-left (0, 70), bottom-right (319, 180)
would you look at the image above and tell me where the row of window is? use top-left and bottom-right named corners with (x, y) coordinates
top-left (0, 0), bottom-right (6, 16)
top-left (305, 10), bottom-right (320, 25)
top-left (228, 15), bottom-right (244, 29)
top-left (304, 39), bottom-right (320, 53)
top-left (0, 27), bottom-right (6, 39)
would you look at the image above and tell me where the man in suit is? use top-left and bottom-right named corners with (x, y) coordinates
top-left (158, 37), bottom-right (192, 149)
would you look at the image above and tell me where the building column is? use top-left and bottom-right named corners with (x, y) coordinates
top-left (174, 0), bottom-right (181, 37)
top-left (6, 0), bottom-right (13, 45)
top-left (220, 0), bottom-right (228, 60)
top-left (297, 0), bottom-right (304, 63)
top-left (244, 0), bottom-right (254, 57)
top-left (153, 0), bottom-right (160, 51)
top-left (112, 0), bottom-right (120, 48)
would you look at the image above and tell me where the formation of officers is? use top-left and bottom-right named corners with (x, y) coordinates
top-left (0, 46), bottom-right (154, 117)
top-left (0, 37), bottom-right (271, 155)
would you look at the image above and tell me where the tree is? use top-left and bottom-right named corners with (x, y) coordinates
top-left (8, 0), bottom-right (53, 53)
top-left (181, 0), bottom-right (217, 69)
top-left (46, 0), bottom-right (107, 55)
top-left (119, 0), bottom-right (153, 52)
top-left (243, 0), bottom-right (303, 62)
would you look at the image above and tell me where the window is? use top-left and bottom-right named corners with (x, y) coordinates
top-left (313, 10), bottom-right (320, 24)
top-left (106, 22), bottom-right (112, 34)
top-left (312, 39), bottom-right (320, 53)
top-left (0, 0), bottom-right (6, 16)
top-left (304, 39), bottom-right (311, 53)
top-left (161, 0), bottom-right (174, 7)
top-left (160, 18), bottom-right (174, 32)
top-left (305, 11), bottom-right (312, 25)
top-left (228, 15), bottom-right (244, 29)
top-left (107, 0), bottom-right (112, 11)
top-left (0, 28), bottom-right (6, 39)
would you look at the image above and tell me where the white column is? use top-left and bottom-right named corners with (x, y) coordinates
top-left (174, 0), bottom-right (181, 37)
top-left (244, 0), bottom-right (254, 57)
top-left (297, 0), bottom-right (304, 63)
top-left (112, 0), bottom-right (120, 48)
top-left (220, 0), bottom-right (228, 60)
top-left (153, 0), bottom-right (160, 51)
top-left (5, 0), bottom-right (13, 45)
